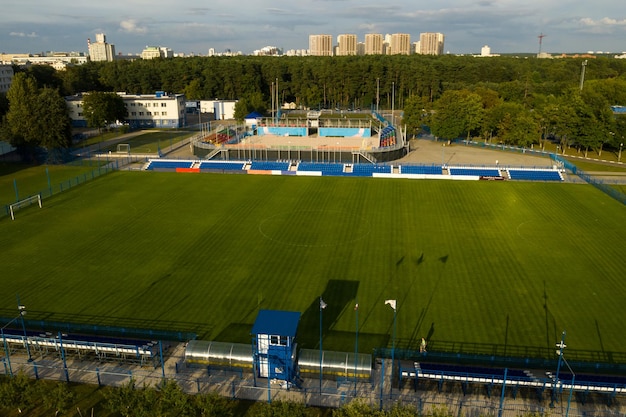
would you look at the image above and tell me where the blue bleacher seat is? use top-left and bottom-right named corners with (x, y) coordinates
top-left (146, 160), bottom-right (193, 170)
top-left (350, 164), bottom-right (392, 177)
top-left (508, 170), bottom-right (562, 181)
top-left (449, 168), bottom-right (501, 177)
top-left (297, 162), bottom-right (344, 175)
top-left (249, 161), bottom-right (290, 171)
top-left (199, 161), bottom-right (244, 171)
top-left (401, 165), bottom-right (442, 175)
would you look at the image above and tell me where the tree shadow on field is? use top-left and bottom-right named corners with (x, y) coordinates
top-left (214, 323), bottom-right (256, 344)
top-left (543, 280), bottom-right (558, 348)
top-left (406, 254), bottom-right (449, 350)
top-left (297, 280), bottom-right (360, 350)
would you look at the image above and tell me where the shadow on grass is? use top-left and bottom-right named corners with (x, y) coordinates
top-left (1, 308), bottom-right (209, 340)
top-left (297, 279), bottom-right (360, 351)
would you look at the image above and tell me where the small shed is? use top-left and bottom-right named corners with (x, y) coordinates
top-left (251, 309), bottom-right (300, 382)
top-left (244, 111), bottom-right (263, 128)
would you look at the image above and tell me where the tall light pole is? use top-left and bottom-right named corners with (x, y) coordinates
top-left (1, 318), bottom-right (19, 377)
top-left (376, 78), bottom-right (380, 113)
top-left (354, 300), bottom-right (359, 397)
top-left (619, 142), bottom-right (623, 162)
top-left (550, 331), bottom-right (566, 408)
top-left (391, 82), bottom-right (395, 127)
top-left (561, 356), bottom-right (575, 417)
top-left (319, 297), bottom-right (327, 394)
top-left (385, 299), bottom-right (397, 399)
top-left (579, 60), bottom-right (587, 91)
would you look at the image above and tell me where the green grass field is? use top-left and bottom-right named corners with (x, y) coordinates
top-left (0, 162), bottom-right (108, 209)
top-left (0, 172), bottom-right (624, 359)
top-left (100, 131), bottom-right (192, 154)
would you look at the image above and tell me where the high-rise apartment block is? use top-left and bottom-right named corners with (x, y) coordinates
top-left (88, 33), bottom-right (116, 62)
top-left (0, 64), bottom-right (14, 93)
top-left (389, 33), bottom-right (411, 55)
top-left (419, 33), bottom-right (445, 55)
top-left (336, 34), bottom-right (357, 56)
top-left (309, 35), bottom-right (333, 56)
top-left (364, 34), bottom-right (384, 55)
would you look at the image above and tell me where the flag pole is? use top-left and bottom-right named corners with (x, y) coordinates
top-left (319, 297), bottom-right (325, 394)
top-left (354, 300), bottom-right (359, 397)
top-left (391, 305), bottom-right (396, 399)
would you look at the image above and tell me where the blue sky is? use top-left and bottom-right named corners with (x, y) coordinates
top-left (2, 0), bottom-right (625, 55)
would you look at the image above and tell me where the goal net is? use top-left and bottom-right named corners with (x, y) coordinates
top-left (9, 194), bottom-right (42, 220)
top-left (116, 143), bottom-right (131, 154)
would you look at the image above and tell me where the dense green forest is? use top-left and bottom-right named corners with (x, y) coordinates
top-left (33, 55), bottom-right (626, 108)
top-left (2, 55), bottom-right (626, 155)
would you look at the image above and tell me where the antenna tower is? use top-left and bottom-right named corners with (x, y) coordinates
top-left (538, 33), bottom-right (547, 55)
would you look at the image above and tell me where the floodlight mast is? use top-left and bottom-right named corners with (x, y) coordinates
top-left (550, 330), bottom-right (566, 407)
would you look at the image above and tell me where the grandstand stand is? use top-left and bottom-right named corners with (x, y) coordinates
top-left (508, 169), bottom-right (563, 181)
top-left (379, 126), bottom-right (396, 147)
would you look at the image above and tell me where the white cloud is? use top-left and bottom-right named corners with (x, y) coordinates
top-left (9, 31), bottom-right (38, 38)
top-left (119, 19), bottom-right (148, 34)
top-left (580, 17), bottom-right (626, 27)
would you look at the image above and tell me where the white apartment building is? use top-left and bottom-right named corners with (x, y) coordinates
top-left (88, 33), bottom-right (116, 62)
top-left (309, 35), bottom-right (333, 56)
top-left (141, 46), bottom-right (174, 60)
top-left (365, 34), bottom-right (384, 55)
top-left (66, 92), bottom-right (187, 129)
top-left (419, 33), bottom-right (445, 55)
top-left (336, 34), bottom-right (357, 56)
top-left (0, 64), bottom-right (15, 93)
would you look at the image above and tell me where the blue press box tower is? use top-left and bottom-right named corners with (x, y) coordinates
top-left (252, 310), bottom-right (300, 383)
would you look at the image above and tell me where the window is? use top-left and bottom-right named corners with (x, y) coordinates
top-left (131, 112), bottom-right (136, 116)
top-left (147, 111), bottom-right (152, 116)
top-left (270, 335), bottom-right (288, 346)
top-left (139, 112), bottom-right (144, 116)
top-left (161, 111), bottom-right (167, 116)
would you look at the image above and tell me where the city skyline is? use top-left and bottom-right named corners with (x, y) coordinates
top-left (2, 0), bottom-right (625, 55)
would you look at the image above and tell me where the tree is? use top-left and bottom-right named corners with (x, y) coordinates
top-left (195, 391), bottom-right (235, 417)
top-left (35, 87), bottom-right (72, 150)
top-left (82, 91), bottom-right (127, 132)
top-left (0, 372), bottom-right (43, 414)
top-left (332, 399), bottom-right (383, 417)
top-left (249, 400), bottom-right (316, 417)
top-left (431, 90), bottom-right (484, 142)
top-left (157, 379), bottom-right (195, 417)
top-left (42, 382), bottom-right (75, 416)
top-left (5, 72), bottom-right (40, 151)
top-left (401, 95), bottom-right (431, 137)
top-left (3, 72), bottom-right (73, 161)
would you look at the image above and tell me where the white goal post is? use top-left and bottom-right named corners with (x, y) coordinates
top-left (9, 194), bottom-right (42, 220)
top-left (116, 143), bottom-right (131, 154)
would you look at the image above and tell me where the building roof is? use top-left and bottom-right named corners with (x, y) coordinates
top-left (245, 111), bottom-right (263, 119)
top-left (252, 310), bottom-right (300, 337)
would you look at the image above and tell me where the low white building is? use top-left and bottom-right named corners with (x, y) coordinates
top-left (66, 91), bottom-right (187, 129)
top-left (200, 99), bottom-right (238, 120)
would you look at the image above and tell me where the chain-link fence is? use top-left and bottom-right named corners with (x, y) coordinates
top-left (2, 348), bottom-right (623, 417)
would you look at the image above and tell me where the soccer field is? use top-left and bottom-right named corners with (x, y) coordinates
top-left (1, 172), bottom-right (624, 358)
